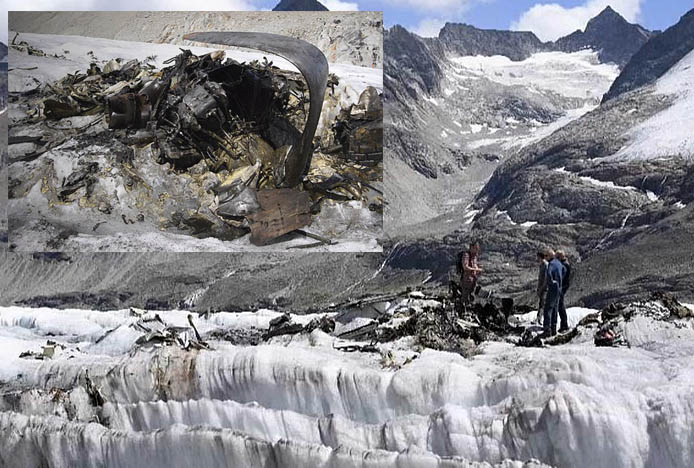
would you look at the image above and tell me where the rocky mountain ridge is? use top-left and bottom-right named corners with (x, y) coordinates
top-left (273, 0), bottom-right (328, 11)
top-left (603, 8), bottom-right (694, 102)
top-left (387, 6), bottom-right (650, 101)
top-left (554, 6), bottom-right (654, 67)
top-left (437, 23), bottom-right (548, 61)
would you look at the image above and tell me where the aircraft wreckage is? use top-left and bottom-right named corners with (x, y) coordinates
top-left (8, 32), bottom-right (383, 247)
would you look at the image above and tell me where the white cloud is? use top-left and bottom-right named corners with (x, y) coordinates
top-left (511, 0), bottom-right (643, 42)
top-left (322, 0), bottom-right (359, 10)
top-left (412, 18), bottom-right (446, 37)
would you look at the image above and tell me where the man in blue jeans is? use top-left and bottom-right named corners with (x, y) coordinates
top-left (542, 248), bottom-right (567, 337)
top-left (556, 250), bottom-right (572, 332)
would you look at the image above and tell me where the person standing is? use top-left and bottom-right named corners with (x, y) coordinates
top-left (460, 240), bottom-right (483, 303)
top-left (536, 250), bottom-right (548, 323)
top-left (556, 250), bottom-right (572, 332)
top-left (542, 248), bottom-right (566, 337)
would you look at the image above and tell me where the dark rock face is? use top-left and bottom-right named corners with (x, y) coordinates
top-left (1, 41), bottom-right (8, 60)
top-left (438, 23), bottom-right (548, 61)
top-left (272, 0), bottom-right (328, 11)
top-left (384, 129), bottom-right (440, 179)
top-left (383, 26), bottom-right (447, 184)
top-left (384, 26), bottom-right (443, 98)
top-left (554, 6), bottom-right (652, 67)
top-left (603, 8), bottom-right (694, 102)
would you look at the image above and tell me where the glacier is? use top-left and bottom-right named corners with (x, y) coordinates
top-left (1, 300), bottom-right (694, 468)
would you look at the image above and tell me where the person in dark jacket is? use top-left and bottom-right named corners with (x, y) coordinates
top-left (536, 250), bottom-right (548, 323)
top-left (556, 250), bottom-right (572, 332)
top-left (542, 248), bottom-right (566, 337)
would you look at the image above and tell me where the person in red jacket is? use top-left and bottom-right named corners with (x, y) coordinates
top-left (460, 240), bottom-right (483, 303)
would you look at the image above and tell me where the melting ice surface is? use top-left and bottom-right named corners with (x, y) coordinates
top-left (442, 50), bottom-right (617, 153)
top-left (611, 49), bottom-right (694, 162)
top-left (449, 50), bottom-right (619, 100)
top-left (1, 303), bottom-right (694, 467)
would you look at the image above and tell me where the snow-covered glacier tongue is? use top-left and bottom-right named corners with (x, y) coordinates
top-left (1, 296), bottom-right (694, 468)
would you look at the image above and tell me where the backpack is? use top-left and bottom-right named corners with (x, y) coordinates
top-left (456, 250), bottom-right (465, 274)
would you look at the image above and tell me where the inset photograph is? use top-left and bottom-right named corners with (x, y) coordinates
top-left (7, 11), bottom-right (383, 251)
top-left (1, 56), bottom-right (7, 250)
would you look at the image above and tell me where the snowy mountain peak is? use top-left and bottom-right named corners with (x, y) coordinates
top-left (272, 0), bottom-right (328, 11)
top-left (585, 5), bottom-right (647, 36)
top-left (554, 5), bottom-right (652, 67)
top-left (588, 5), bottom-right (622, 24)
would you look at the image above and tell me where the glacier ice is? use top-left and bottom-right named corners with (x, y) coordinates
top-left (611, 49), bottom-right (694, 161)
top-left (1, 304), bottom-right (693, 467)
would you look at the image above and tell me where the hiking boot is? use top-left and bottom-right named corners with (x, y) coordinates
top-left (558, 326), bottom-right (570, 333)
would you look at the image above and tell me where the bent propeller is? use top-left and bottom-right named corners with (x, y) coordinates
top-left (184, 31), bottom-right (329, 187)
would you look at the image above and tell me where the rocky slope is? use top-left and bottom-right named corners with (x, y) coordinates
top-left (8, 11), bottom-right (382, 68)
top-left (603, 8), bottom-right (694, 102)
top-left (0, 251), bottom-right (419, 312)
top-left (1, 43), bottom-right (5, 247)
top-left (438, 23), bottom-right (548, 61)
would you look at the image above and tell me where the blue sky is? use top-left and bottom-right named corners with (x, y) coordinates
top-left (368, 0), bottom-right (693, 39)
top-left (2, 0), bottom-right (692, 44)
top-left (258, 0), bottom-right (689, 39)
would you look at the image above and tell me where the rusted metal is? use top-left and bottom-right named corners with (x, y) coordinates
top-left (247, 188), bottom-right (312, 245)
top-left (183, 31), bottom-right (329, 187)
